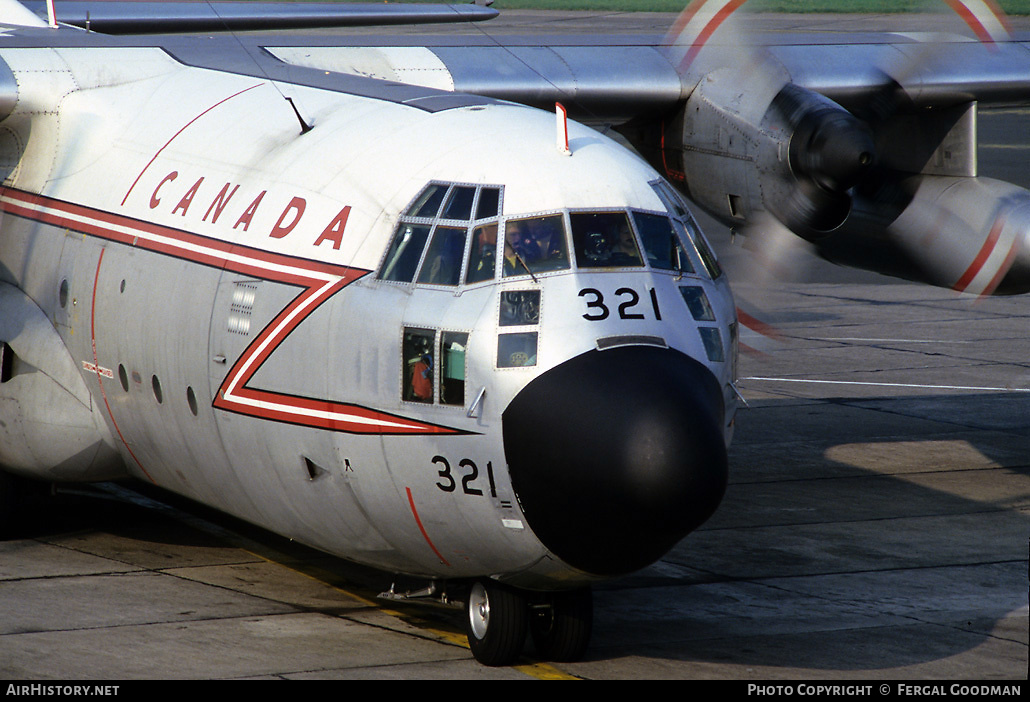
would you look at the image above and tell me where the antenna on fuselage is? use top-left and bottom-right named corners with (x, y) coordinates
top-left (200, 0), bottom-right (315, 135)
top-left (45, 0), bottom-right (57, 28)
top-left (286, 96), bottom-right (313, 135)
top-left (556, 102), bottom-right (571, 156)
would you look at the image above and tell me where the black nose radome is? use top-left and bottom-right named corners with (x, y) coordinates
top-left (502, 346), bottom-right (728, 577)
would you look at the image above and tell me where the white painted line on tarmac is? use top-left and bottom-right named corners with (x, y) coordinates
top-left (740, 377), bottom-right (1030, 392)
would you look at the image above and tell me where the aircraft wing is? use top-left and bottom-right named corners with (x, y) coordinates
top-left (219, 4), bottom-right (1028, 297)
top-left (18, 1), bottom-right (498, 33)
top-left (4, 0), bottom-right (1030, 294)
top-left (248, 29), bottom-right (1030, 121)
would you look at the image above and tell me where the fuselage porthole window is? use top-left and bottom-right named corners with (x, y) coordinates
top-left (441, 331), bottom-right (469, 406)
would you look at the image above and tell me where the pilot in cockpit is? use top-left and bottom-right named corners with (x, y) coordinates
top-left (503, 216), bottom-right (569, 276)
top-left (609, 221), bottom-right (643, 266)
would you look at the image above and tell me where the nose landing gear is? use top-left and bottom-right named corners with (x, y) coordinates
top-left (463, 580), bottom-right (593, 666)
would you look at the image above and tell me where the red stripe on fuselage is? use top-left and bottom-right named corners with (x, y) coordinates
top-left (89, 248), bottom-right (154, 482)
top-left (0, 186), bottom-right (466, 436)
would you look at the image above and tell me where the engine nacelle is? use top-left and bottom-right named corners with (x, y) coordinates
top-left (647, 69), bottom-right (874, 240)
top-left (817, 175), bottom-right (1030, 296)
top-left (624, 62), bottom-right (1029, 296)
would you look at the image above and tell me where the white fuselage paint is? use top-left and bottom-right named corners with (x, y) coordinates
top-left (0, 46), bottom-right (738, 587)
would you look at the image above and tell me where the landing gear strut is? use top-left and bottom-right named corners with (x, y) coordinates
top-left (463, 580), bottom-right (594, 666)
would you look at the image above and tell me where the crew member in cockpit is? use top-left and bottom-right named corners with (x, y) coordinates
top-left (503, 220), bottom-right (535, 276)
top-left (610, 221), bottom-right (643, 266)
top-left (504, 216), bottom-right (569, 277)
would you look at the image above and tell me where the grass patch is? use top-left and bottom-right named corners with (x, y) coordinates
top-left (396, 0), bottom-right (1030, 15)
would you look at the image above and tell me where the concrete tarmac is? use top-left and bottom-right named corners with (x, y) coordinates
top-left (1, 10), bottom-right (1028, 681)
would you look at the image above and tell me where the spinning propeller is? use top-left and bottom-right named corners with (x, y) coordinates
top-left (658, 0), bottom-right (1029, 352)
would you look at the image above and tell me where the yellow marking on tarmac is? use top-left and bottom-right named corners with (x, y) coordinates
top-left (98, 482), bottom-right (580, 679)
top-left (250, 551), bottom-right (580, 680)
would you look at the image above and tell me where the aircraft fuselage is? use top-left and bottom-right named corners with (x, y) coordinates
top-left (0, 41), bottom-right (737, 589)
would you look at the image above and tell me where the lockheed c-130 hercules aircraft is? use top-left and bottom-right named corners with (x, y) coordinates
top-left (0, 0), bottom-right (1028, 666)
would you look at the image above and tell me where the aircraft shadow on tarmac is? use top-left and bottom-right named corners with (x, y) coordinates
top-left (586, 389), bottom-right (1029, 673)
top-left (3, 386), bottom-right (1026, 675)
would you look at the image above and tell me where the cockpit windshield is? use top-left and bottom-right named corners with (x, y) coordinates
top-left (377, 180), bottom-right (721, 287)
top-left (503, 215), bottom-right (570, 277)
top-left (570, 212), bottom-right (643, 269)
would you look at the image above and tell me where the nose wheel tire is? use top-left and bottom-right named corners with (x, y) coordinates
top-left (530, 587), bottom-right (593, 662)
top-left (465, 580), bottom-right (528, 666)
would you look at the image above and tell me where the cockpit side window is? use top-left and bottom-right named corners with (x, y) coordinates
top-left (466, 223), bottom-right (498, 285)
top-left (378, 224), bottom-right (431, 282)
top-left (418, 226), bottom-right (467, 286)
top-left (651, 180), bottom-right (723, 279)
top-left (633, 211), bottom-right (695, 274)
top-left (680, 215), bottom-right (723, 279)
top-left (570, 212), bottom-right (643, 269)
top-left (379, 182), bottom-right (504, 286)
top-left (502, 215), bottom-right (570, 277)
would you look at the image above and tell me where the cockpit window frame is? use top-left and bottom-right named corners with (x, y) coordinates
top-left (568, 210), bottom-right (645, 270)
top-left (650, 179), bottom-right (724, 280)
top-left (378, 179), bottom-right (720, 287)
top-left (377, 182), bottom-right (506, 289)
top-left (500, 210), bottom-right (572, 280)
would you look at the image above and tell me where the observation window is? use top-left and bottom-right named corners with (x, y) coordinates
top-left (499, 290), bottom-right (540, 327)
top-left (403, 328), bottom-right (435, 403)
top-left (497, 332), bottom-right (538, 368)
top-left (680, 286), bottom-right (716, 322)
top-left (698, 327), bottom-right (725, 363)
top-left (570, 212), bottom-right (643, 269)
top-left (441, 332), bottom-right (469, 406)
